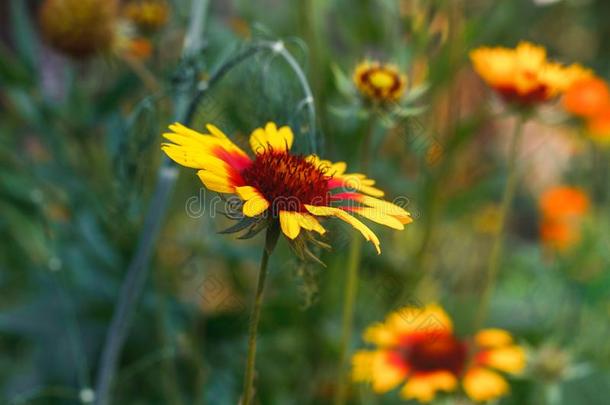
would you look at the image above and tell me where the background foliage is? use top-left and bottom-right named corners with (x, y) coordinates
top-left (1, 0), bottom-right (609, 404)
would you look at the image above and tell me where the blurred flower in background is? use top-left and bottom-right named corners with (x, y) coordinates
top-left (563, 77), bottom-right (610, 118)
top-left (122, 0), bottom-right (170, 34)
top-left (353, 61), bottom-right (408, 104)
top-left (38, 0), bottom-right (158, 61)
top-left (352, 304), bottom-right (525, 403)
top-left (539, 186), bottom-right (589, 251)
top-left (470, 42), bottom-right (591, 106)
top-left (586, 107), bottom-right (610, 144)
top-left (563, 76), bottom-right (610, 144)
top-left (38, 0), bottom-right (119, 58)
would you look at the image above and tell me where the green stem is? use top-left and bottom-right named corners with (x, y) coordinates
top-left (474, 116), bottom-right (525, 329)
top-left (334, 234), bottom-right (363, 405)
top-left (242, 226), bottom-right (278, 405)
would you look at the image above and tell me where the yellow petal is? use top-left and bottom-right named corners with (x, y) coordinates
top-left (304, 205), bottom-right (381, 254)
top-left (401, 371), bottom-right (457, 403)
top-left (168, 122), bottom-right (205, 139)
top-left (386, 303), bottom-right (453, 335)
top-left (279, 211), bottom-right (301, 239)
top-left (196, 170), bottom-right (234, 193)
top-left (296, 212), bottom-right (326, 235)
top-left (235, 186), bottom-right (262, 201)
top-left (400, 375), bottom-right (436, 403)
top-left (359, 195), bottom-right (411, 217)
top-left (337, 174), bottom-right (385, 197)
top-left (163, 123), bottom-right (249, 168)
top-left (162, 144), bottom-right (210, 169)
top-left (463, 368), bottom-right (509, 402)
top-left (249, 127), bottom-right (270, 155)
top-left (483, 346), bottom-right (526, 374)
top-left (351, 207), bottom-right (405, 230)
top-left (249, 122), bottom-right (294, 154)
top-left (243, 197), bottom-right (269, 217)
top-left (303, 204), bottom-right (337, 217)
top-left (475, 329), bottom-right (514, 348)
top-left (276, 125), bottom-right (294, 150)
top-left (205, 123), bottom-right (230, 140)
top-left (363, 323), bottom-right (398, 346)
top-left (352, 350), bottom-right (406, 393)
top-left (330, 161), bottom-right (347, 175)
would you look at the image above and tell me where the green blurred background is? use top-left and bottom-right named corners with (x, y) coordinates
top-left (1, 0), bottom-right (610, 404)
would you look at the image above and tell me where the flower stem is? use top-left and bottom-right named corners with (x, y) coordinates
top-left (241, 225), bottom-right (279, 405)
top-left (475, 116), bottom-right (525, 329)
top-left (334, 233), bottom-right (363, 405)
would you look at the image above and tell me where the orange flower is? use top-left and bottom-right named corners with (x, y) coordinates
top-left (586, 106), bottom-right (610, 144)
top-left (539, 186), bottom-right (589, 251)
top-left (563, 77), bottom-right (610, 118)
top-left (124, 37), bottom-right (153, 60)
top-left (352, 305), bottom-right (525, 403)
top-left (470, 42), bottom-right (591, 106)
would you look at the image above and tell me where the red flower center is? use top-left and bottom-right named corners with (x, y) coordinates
top-left (497, 84), bottom-right (550, 104)
top-left (396, 333), bottom-right (468, 376)
top-left (241, 151), bottom-right (331, 214)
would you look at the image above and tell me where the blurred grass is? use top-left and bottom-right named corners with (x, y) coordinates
top-left (1, 0), bottom-right (610, 404)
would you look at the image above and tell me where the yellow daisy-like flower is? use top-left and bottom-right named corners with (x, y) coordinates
top-left (353, 61), bottom-right (408, 103)
top-left (161, 122), bottom-right (412, 254)
top-left (38, 0), bottom-right (119, 58)
top-left (352, 304), bottom-right (526, 403)
top-left (470, 41), bottom-right (592, 105)
top-left (122, 0), bottom-right (170, 32)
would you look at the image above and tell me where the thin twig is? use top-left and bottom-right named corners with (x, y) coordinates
top-left (474, 116), bottom-right (525, 329)
top-left (93, 1), bottom-right (209, 403)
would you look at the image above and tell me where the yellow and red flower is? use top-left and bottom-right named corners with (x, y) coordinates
top-left (352, 304), bottom-right (525, 403)
top-left (539, 186), bottom-right (589, 251)
top-left (353, 61), bottom-right (408, 103)
top-left (161, 122), bottom-right (412, 254)
top-left (470, 41), bottom-right (591, 105)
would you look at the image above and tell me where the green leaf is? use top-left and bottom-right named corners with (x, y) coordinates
top-left (10, 0), bottom-right (39, 70)
top-left (331, 63), bottom-right (356, 97)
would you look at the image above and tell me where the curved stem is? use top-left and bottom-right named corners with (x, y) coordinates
top-left (260, 40), bottom-right (317, 153)
top-left (242, 226), bottom-right (279, 405)
top-left (474, 116), bottom-right (525, 329)
top-left (93, 1), bottom-right (209, 404)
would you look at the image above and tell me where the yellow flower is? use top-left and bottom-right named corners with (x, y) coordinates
top-left (161, 122), bottom-right (412, 254)
top-left (352, 304), bottom-right (526, 403)
top-left (122, 0), bottom-right (170, 33)
top-left (470, 41), bottom-right (592, 105)
top-left (353, 61), bottom-right (408, 103)
top-left (38, 0), bottom-right (119, 58)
